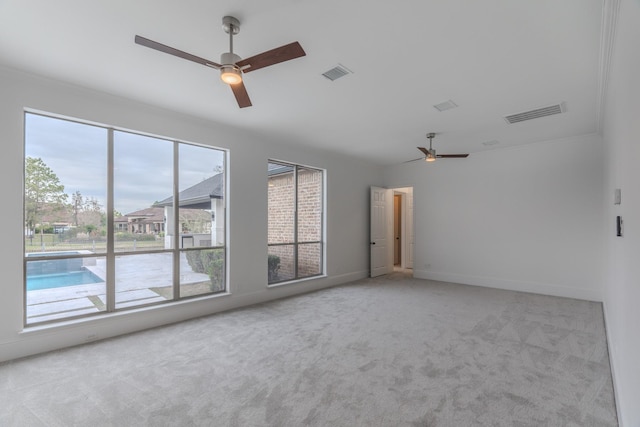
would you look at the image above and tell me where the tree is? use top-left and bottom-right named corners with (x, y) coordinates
top-left (79, 196), bottom-right (103, 234)
top-left (72, 191), bottom-right (83, 227)
top-left (24, 157), bottom-right (69, 237)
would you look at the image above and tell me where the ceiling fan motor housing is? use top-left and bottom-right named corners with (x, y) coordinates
top-left (220, 52), bottom-right (241, 67)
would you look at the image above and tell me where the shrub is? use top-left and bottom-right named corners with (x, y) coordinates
top-left (185, 249), bottom-right (225, 292)
top-left (268, 254), bottom-right (281, 282)
top-left (207, 258), bottom-right (225, 292)
top-left (114, 232), bottom-right (156, 242)
top-left (35, 226), bottom-right (54, 234)
top-left (185, 250), bottom-right (205, 273)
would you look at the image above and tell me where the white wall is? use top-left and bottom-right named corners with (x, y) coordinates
top-left (0, 66), bottom-right (382, 362)
top-left (602, 0), bottom-right (640, 425)
top-left (384, 134), bottom-right (604, 301)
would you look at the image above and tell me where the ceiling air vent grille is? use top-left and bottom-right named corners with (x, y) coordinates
top-left (504, 103), bottom-right (566, 124)
top-left (433, 100), bottom-right (458, 112)
top-left (482, 140), bottom-right (500, 146)
top-left (322, 64), bottom-right (352, 81)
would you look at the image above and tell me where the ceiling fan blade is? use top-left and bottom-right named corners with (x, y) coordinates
top-left (417, 147), bottom-right (430, 156)
top-left (135, 35), bottom-right (222, 69)
top-left (230, 81), bottom-right (252, 108)
top-left (236, 41), bottom-right (306, 73)
top-left (436, 154), bottom-right (469, 158)
top-left (402, 157), bottom-right (425, 163)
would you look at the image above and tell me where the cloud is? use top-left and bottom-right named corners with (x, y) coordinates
top-left (25, 113), bottom-right (225, 215)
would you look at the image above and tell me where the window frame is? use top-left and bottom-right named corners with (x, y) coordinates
top-left (267, 160), bottom-right (325, 285)
top-left (23, 110), bottom-right (228, 326)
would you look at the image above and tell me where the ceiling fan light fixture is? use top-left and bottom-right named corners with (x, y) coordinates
top-left (425, 149), bottom-right (436, 162)
top-left (412, 133), bottom-right (468, 164)
top-left (220, 52), bottom-right (243, 85)
top-left (220, 66), bottom-right (242, 85)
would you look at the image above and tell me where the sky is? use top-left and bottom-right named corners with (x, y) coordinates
top-left (25, 113), bottom-right (225, 215)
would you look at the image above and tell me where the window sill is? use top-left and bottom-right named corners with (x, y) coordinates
top-left (267, 274), bottom-right (327, 288)
top-left (21, 291), bottom-right (232, 334)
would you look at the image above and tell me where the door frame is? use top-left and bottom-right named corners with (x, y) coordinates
top-left (370, 186), bottom-right (414, 277)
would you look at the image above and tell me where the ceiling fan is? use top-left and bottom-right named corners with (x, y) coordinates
top-left (405, 133), bottom-right (469, 163)
top-left (134, 16), bottom-right (306, 108)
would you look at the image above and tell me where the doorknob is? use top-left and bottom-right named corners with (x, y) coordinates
top-left (370, 242), bottom-right (376, 245)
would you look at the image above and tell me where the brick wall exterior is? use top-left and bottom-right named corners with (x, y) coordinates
top-left (268, 167), bottom-right (322, 281)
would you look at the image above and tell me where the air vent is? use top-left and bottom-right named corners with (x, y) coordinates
top-left (433, 100), bottom-right (458, 112)
top-left (322, 64), bottom-right (352, 81)
top-left (504, 102), bottom-right (567, 124)
top-left (482, 140), bottom-right (500, 146)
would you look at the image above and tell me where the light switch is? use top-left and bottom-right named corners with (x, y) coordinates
top-left (614, 188), bottom-right (621, 205)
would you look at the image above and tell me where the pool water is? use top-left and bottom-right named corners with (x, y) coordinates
top-left (27, 270), bottom-right (103, 291)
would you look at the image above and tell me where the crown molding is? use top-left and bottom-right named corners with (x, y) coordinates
top-left (597, 0), bottom-right (621, 133)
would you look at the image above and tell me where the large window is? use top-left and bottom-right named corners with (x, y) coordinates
top-left (267, 161), bottom-right (324, 284)
top-left (23, 112), bottom-right (226, 325)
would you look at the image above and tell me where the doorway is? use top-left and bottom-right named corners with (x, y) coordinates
top-left (370, 186), bottom-right (413, 277)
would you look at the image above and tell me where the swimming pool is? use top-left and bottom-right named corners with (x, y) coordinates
top-left (27, 269), bottom-right (103, 291)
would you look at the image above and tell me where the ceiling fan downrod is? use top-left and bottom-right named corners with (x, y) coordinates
top-left (426, 132), bottom-right (436, 161)
top-left (220, 16), bottom-right (242, 84)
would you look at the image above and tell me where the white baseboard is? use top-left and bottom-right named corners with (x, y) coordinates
top-left (231, 270), bottom-right (369, 307)
top-left (413, 269), bottom-right (602, 302)
top-left (324, 270), bottom-right (369, 286)
top-left (602, 300), bottom-right (624, 427)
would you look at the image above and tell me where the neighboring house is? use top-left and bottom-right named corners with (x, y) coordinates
top-left (114, 207), bottom-right (165, 234)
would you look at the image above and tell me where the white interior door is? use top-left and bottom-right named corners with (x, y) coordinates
top-left (406, 189), bottom-right (414, 269)
top-left (370, 186), bottom-right (393, 277)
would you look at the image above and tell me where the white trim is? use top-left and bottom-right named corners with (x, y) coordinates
top-left (20, 291), bottom-right (233, 336)
top-left (596, 0), bottom-right (620, 132)
top-left (267, 274), bottom-right (328, 288)
top-left (414, 269), bottom-right (602, 302)
top-left (602, 300), bottom-right (624, 426)
top-left (268, 270), bottom-right (367, 289)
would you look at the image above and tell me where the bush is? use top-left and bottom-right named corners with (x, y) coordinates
top-left (114, 232), bottom-right (156, 242)
top-left (268, 254), bottom-right (281, 282)
top-left (185, 249), bottom-right (225, 292)
top-left (35, 226), bottom-right (54, 234)
top-left (207, 258), bottom-right (225, 292)
top-left (185, 250), bottom-right (205, 273)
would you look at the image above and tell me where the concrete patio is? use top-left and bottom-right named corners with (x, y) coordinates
top-left (26, 253), bottom-right (212, 323)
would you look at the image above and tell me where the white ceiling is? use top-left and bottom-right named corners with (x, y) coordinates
top-left (0, 0), bottom-right (605, 165)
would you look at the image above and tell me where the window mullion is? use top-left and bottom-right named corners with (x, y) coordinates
top-left (106, 128), bottom-right (115, 312)
top-left (293, 165), bottom-right (299, 280)
top-left (172, 141), bottom-right (180, 300)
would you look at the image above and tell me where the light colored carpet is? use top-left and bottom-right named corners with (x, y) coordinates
top-left (0, 272), bottom-right (618, 426)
